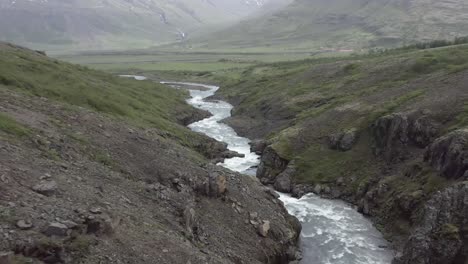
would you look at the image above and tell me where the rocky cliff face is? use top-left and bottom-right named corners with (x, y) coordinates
top-left (424, 129), bottom-right (468, 180)
top-left (395, 182), bottom-right (468, 264)
top-left (371, 111), bottom-right (439, 162)
top-left (255, 112), bottom-right (468, 263)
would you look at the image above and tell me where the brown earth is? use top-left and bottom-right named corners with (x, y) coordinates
top-left (0, 80), bottom-right (301, 263)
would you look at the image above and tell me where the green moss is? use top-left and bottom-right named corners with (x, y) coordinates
top-left (93, 151), bottom-right (113, 167)
top-left (0, 113), bottom-right (30, 137)
top-left (438, 224), bottom-right (460, 240)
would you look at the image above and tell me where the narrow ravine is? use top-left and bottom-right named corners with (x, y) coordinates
top-left (124, 76), bottom-right (394, 264)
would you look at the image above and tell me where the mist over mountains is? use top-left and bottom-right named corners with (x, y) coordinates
top-left (194, 0), bottom-right (468, 51)
top-left (0, 0), bottom-right (289, 51)
top-left (1, 0), bottom-right (468, 51)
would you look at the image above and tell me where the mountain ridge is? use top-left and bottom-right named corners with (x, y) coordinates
top-left (191, 0), bottom-right (468, 51)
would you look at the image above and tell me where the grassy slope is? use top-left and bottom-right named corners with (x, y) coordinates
top-left (214, 44), bottom-right (468, 237)
top-left (191, 0), bottom-right (468, 51)
top-left (0, 42), bottom-right (207, 148)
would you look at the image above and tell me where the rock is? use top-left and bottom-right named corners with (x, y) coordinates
top-left (89, 207), bottom-right (102, 214)
top-left (183, 206), bottom-right (196, 236)
top-left (394, 182), bottom-right (468, 264)
top-left (328, 128), bottom-right (358, 151)
top-left (43, 222), bottom-right (68, 237)
top-left (409, 115), bottom-right (439, 147)
top-left (286, 215), bottom-right (302, 241)
top-left (287, 246), bottom-right (303, 261)
top-left (60, 220), bottom-right (79, 229)
top-left (424, 128), bottom-right (468, 179)
top-left (222, 150), bottom-right (245, 159)
top-left (16, 220), bottom-right (33, 230)
top-left (274, 173), bottom-right (292, 193)
top-left (32, 180), bottom-right (58, 196)
top-left (313, 184), bottom-right (322, 194)
top-left (249, 140), bottom-right (267, 155)
top-left (371, 113), bottom-right (409, 161)
top-left (249, 212), bottom-right (258, 220)
top-left (264, 187), bottom-right (280, 199)
top-left (258, 220), bottom-right (270, 237)
top-left (86, 215), bottom-right (115, 236)
top-left (257, 146), bottom-right (289, 184)
top-left (291, 184), bottom-right (314, 198)
top-left (206, 171), bottom-right (227, 198)
top-left (371, 112), bottom-right (439, 161)
top-left (0, 251), bottom-right (13, 264)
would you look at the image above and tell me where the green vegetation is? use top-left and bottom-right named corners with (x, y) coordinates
top-left (0, 43), bottom-right (209, 147)
top-left (0, 112), bottom-right (30, 137)
top-left (93, 150), bottom-right (114, 167)
top-left (58, 51), bottom-right (311, 74)
top-left (214, 43), bottom-right (468, 193)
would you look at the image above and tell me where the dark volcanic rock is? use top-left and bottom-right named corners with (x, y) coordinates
top-left (249, 139), bottom-right (267, 155)
top-left (177, 108), bottom-right (211, 126)
top-left (257, 146), bottom-right (289, 184)
top-left (371, 112), bottom-right (439, 161)
top-left (273, 162), bottom-right (296, 193)
top-left (221, 150), bottom-right (245, 159)
top-left (394, 182), bottom-right (468, 264)
top-left (424, 128), bottom-right (468, 179)
top-left (328, 128), bottom-right (359, 151)
top-left (43, 222), bottom-right (69, 237)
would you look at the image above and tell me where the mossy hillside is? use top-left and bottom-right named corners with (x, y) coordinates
top-left (0, 43), bottom-right (207, 148)
top-left (216, 44), bottom-right (468, 211)
top-left (0, 112), bottom-right (30, 137)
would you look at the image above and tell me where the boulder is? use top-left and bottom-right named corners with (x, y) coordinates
top-left (273, 162), bottom-right (295, 193)
top-left (32, 180), bottom-right (58, 196)
top-left (274, 174), bottom-right (292, 193)
top-left (221, 150), bottom-right (245, 159)
top-left (85, 215), bottom-right (115, 236)
top-left (249, 140), bottom-right (267, 155)
top-left (257, 146), bottom-right (289, 184)
top-left (424, 128), bottom-right (468, 179)
top-left (43, 222), bottom-right (68, 237)
top-left (207, 171), bottom-right (227, 197)
top-left (16, 219), bottom-right (33, 230)
top-left (258, 220), bottom-right (270, 237)
top-left (328, 128), bottom-right (358, 151)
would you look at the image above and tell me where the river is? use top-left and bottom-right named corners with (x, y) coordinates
top-left (123, 76), bottom-right (394, 264)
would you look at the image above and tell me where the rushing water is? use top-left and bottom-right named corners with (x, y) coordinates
top-left (123, 76), bottom-right (394, 264)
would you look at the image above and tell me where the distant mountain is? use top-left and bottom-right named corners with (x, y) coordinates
top-left (0, 0), bottom-right (289, 51)
top-left (194, 0), bottom-right (468, 51)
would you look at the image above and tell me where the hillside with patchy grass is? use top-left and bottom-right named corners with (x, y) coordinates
top-left (0, 42), bottom-right (302, 263)
top-left (211, 44), bottom-right (468, 263)
top-left (192, 0), bottom-right (468, 51)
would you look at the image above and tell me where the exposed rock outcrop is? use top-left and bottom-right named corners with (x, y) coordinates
top-left (424, 128), bottom-right (468, 179)
top-left (273, 162), bottom-right (296, 193)
top-left (257, 146), bottom-right (289, 184)
top-left (249, 139), bottom-right (267, 155)
top-left (394, 182), bottom-right (468, 264)
top-left (371, 112), bottom-right (439, 161)
top-left (328, 128), bottom-right (359, 151)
